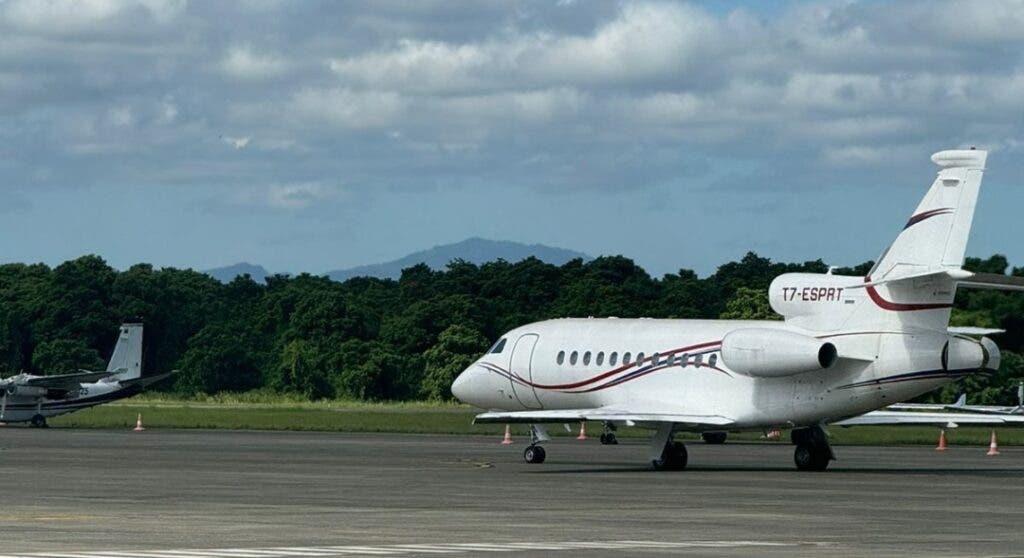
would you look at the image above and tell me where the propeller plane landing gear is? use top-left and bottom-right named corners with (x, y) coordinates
top-left (30, 414), bottom-right (47, 428)
top-left (791, 426), bottom-right (834, 471)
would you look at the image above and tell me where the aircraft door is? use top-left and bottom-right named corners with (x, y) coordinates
top-left (509, 334), bottom-right (543, 409)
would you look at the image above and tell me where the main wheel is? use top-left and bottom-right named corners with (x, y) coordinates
top-left (600, 433), bottom-right (618, 445)
top-left (30, 414), bottom-right (47, 428)
top-left (794, 444), bottom-right (830, 471)
top-left (701, 431), bottom-right (727, 444)
top-left (524, 445), bottom-right (546, 464)
top-left (652, 441), bottom-right (688, 471)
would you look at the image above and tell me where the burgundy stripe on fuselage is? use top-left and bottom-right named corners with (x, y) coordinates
top-left (863, 276), bottom-right (952, 312)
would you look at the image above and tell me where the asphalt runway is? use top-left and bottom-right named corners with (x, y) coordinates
top-left (2, 428), bottom-right (1023, 557)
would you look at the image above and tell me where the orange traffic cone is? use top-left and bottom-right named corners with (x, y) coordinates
top-left (577, 421), bottom-right (588, 441)
top-left (987, 430), bottom-right (1000, 456)
top-left (936, 429), bottom-right (948, 451)
top-left (501, 424), bottom-right (513, 445)
top-left (133, 413), bottom-right (145, 432)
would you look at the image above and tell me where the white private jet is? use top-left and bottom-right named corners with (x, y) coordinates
top-left (452, 148), bottom-right (1024, 471)
top-left (0, 323), bottom-right (172, 427)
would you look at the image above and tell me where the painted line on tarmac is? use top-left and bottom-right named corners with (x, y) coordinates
top-left (0, 540), bottom-right (829, 558)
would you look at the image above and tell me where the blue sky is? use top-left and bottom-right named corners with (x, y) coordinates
top-left (2, 0), bottom-right (1024, 277)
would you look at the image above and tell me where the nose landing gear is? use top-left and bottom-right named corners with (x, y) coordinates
top-left (523, 445), bottom-right (546, 464)
top-left (522, 424), bottom-right (550, 464)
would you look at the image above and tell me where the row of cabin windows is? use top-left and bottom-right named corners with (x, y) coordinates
top-left (555, 350), bottom-right (717, 368)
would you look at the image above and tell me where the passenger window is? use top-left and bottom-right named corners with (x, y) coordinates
top-left (637, 352), bottom-right (645, 365)
top-left (679, 353), bottom-right (688, 367)
top-left (623, 352), bottom-right (632, 364)
top-left (596, 352), bottom-right (605, 366)
top-left (570, 351), bottom-right (578, 365)
top-left (652, 353), bottom-right (661, 366)
top-left (489, 338), bottom-right (507, 353)
top-left (695, 353), bottom-right (704, 366)
top-left (610, 352), bottom-right (618, 366)
top-left (709, 354), bottom-right (718, 367)
top-left (583, 351), bottom-right (591, 365)
top-left (557, 351), bottom-right (565, 365)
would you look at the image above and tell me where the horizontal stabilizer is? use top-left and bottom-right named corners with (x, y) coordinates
top-left (474, 406), bottom-right (734, 427)
top-left (957, 272), bottom-right (1024, 292)
top-left (948, 326), bottom-right (1005, 336)
top-left (850, 267), bottom-right (1024, 293)
top-left (118, 370), bottom-right (176, 389)
top-left (835, 410), bottom-right (1024, 427)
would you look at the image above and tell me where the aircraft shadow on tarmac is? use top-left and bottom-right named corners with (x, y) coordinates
top-left (525, 464), bottom-right (1024, 476)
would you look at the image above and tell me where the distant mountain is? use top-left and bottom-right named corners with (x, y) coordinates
top-left (204, 262), bottom-right (271, 283)
top-left (326, 237), bottom-right (591, 281)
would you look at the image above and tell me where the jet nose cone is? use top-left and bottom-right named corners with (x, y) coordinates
top-left (451, 365), bottom-right (476, 404)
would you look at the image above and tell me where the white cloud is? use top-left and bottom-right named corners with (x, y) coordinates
top-left (106, 105), bottom-right (134, 127)
top-left (222, 135), bottom-right (251, 149)
top-left (221, 45), bottom-right (288, 80)
top-left (230, 182), bottom-right (344, 211)
top-left (289, 88), bottom-right (406, 129)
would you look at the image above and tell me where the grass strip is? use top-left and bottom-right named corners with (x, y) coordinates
top-left (40, 396), bottom-right (1024, 446)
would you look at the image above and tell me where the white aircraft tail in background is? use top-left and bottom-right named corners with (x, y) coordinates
top-left (453, 148), bottom-right (1024, 471)
top-left (105, 323), bottom-right (144, 382)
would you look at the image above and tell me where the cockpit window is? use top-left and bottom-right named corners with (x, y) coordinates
top-left (489, 338), bottom-right (507, 354)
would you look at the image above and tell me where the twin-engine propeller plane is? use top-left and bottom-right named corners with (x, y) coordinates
top-left (453, 148), bottom-right (1024, 471)
top-left (0, 323), bottom-right (172, 427)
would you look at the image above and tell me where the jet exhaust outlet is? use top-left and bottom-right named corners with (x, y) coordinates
top-left (720, 328), bottom-right (838, 378)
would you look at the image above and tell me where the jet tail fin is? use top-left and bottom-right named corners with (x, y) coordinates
top-left (837, 150), bottom-right (988, 330)
top-left (871, 149), bottom-right (987, 281)
top-left (106, 323), bottom-right (143, 381)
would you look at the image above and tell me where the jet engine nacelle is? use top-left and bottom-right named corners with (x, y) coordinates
top-left (720, 328), bottom-right (838, 378)
top-left (944, 336), bottom-right (1000, 372)
top-left (5, 385), bottom-right (47, 398)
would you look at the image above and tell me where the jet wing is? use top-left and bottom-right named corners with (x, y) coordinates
top-left (19, 370), bottom-right (117, 390)
top-left (835, 410), bottom-right (1024, 427)
top-left (474, 407), bottom-right (734, 428)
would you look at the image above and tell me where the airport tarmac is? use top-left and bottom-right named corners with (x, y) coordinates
top-left (2, 428), bottom-right (1023, 557)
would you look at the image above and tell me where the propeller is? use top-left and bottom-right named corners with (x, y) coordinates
top-left (1, 390), bottom-right (6, 421)
top-left (1017, 381), bottom-right (1023, 410)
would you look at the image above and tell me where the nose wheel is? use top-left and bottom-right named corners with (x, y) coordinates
top-left (523, 445), bottom-right (546, 464)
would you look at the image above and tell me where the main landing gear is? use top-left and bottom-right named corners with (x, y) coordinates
top-left (649, 423), bottom-right (688, 471)
top-left (701, 431), bottom-right (728, 444)
top-left (791, 425), bottom-right (834, 471)
top-left (523, 424), bottom-right (550, 464)
top-left (30, 414), bottom-right (47, 428)
top-left (599, 421), bottom-right (618, 445)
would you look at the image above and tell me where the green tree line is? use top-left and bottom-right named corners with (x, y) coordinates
top-left (0, 253), bottom-right (1021, 405)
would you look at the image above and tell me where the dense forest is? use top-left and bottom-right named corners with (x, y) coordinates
top-left (0, 252), bottom-right (1022, 405)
